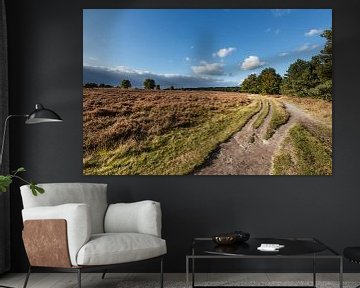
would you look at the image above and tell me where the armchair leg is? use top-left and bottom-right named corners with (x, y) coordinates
top-left (101, 270), bottom-right (107, 279)
top-left (160, 257), bottom-right (164, 288)
top-left (77, 269), bottom-right (81, 288)
top-left (23, 266), bottom-right (31, 288)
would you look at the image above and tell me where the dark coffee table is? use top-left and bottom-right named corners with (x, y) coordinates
top-left (186, 237), bottom-right (342, 288)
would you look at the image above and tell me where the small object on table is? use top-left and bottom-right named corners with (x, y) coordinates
top-left (212, 230), bottom-right (250, 245)
top-left (257, 243), bottom-right (285, 252)
top-left (212, 233), bottom-right (237, 245)
top-left (233, 230), bottom-right (250, 242)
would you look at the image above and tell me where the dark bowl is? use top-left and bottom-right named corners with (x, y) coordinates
top-left (233, 230), bottom-right (250, 242)
top-left (212, 234), bottom-right (237, 245)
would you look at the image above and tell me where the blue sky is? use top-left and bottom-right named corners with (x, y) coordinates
top-left (83, 9), bottom-right (332, 88)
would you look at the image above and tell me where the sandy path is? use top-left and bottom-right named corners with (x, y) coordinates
top-left (194, 98), bottom-right (318, 175)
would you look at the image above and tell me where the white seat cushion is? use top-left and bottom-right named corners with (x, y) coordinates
top-left (105, 201), bottom-right (162, 237)
top-left (76, 233), bottom-right (167, 266)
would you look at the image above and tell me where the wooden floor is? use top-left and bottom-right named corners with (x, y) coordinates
top-left (0, 273), bottom-right (359, 288)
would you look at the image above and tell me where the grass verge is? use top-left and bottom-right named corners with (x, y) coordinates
top-left (83, 99), bottom-right (261, 175)
top-left (280, 95), bottom-right (332, 126)
top-left (253, 98), bottom-right (270, 129)
top-left (272, 123), bottom-right (332, 175)
top-left (265, 100), bottom-right (290, 140)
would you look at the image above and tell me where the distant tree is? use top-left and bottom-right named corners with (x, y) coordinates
top-left (121, 79), bottom-right (132, 89)
top-left (240, 74), bottom-right (260, 94)
top-left (144, 78), bottom-right (156, 89)
top-left (310, 29), bottom-right (332, 100)
top-left (99, 83), bottom-right (106, 88)
top-left (84, 83), bottom-right (98, 88)
top-left (313, 29), bottom-right (332, 82)
top-left (281, 28), bottom-right (332, 100)
top-left (281, 59), bottom-right (319, 97)
top-left (258, 68), bottom-right (282, 95)
top-left (156, 84), bottom-right (161, 90)
top-left (170, 85), bottom-right (175, 90)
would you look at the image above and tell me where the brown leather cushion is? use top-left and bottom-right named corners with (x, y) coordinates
top-left (23, 219), bottom-right (72, 268)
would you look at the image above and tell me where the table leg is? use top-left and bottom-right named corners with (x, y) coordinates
top-left (186, 257), bottom-right (189, 288)
top-left (313, 254), bottom-right (316, 287)
top-left (339, 257), bottom-right (343, 288)
top-left (192, 257), bottom-right (195, 288)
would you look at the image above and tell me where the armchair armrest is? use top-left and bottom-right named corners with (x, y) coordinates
top-left (104, 200), bottom-right (162, 237)
top-left (22, 203), bottom-right (91, 266)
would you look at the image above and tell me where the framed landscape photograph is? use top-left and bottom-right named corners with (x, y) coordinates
top-left (83, 9), bottom-right (332, 175)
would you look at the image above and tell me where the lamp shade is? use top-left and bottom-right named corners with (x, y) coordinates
top-left (25, 104), bottom-right (63, 124)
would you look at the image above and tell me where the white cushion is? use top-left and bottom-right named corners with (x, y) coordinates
top-left (20, 183), bottom-right (107, 234)
top-left (105, 201), bottom-right (162, 237)
top-left (76, 233), bottom-right (167, 266)
top-left (22, 204), bottom-right (91, 266)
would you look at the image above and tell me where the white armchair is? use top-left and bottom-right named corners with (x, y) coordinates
top-left (20, 183), bottom-right (166, 288)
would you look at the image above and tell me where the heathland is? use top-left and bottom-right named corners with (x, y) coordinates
top-left (83, 89), bottom-right (332, 175)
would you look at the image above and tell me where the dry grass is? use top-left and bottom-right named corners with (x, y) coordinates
top-left (271, 123), bottom-right (332, 175)
top-left (83, 89), bottom-right (258, 175)
top-left (280, 95), bottom-right (332, 126)
top-left (265, 99), bottom-right (290, 140)
top-left (253, 98), bottom-right (270, 129)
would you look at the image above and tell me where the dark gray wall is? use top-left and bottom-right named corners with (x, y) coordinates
top-left (5, 0), bottom-right (360, 273)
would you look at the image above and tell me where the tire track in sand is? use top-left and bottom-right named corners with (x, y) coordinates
top-left (194, 97), bottom-right (317, 175)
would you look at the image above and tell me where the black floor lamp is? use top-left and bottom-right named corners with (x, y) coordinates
top-left (0, 103), bottom-right (62, 288)
top-left (0, 103), bottom-right (63, 167)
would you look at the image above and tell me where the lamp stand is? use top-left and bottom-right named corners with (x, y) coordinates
top-left (0, 114), bottom-right (27, 168)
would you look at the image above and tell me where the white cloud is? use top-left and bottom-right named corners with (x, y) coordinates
top-left (265, 27), bottom-right (280, 35)
top-left (271, 9), bottom-right (291, 17)
top-left (214, 47), bottom-right (236, 58)
top-left (296, 43), bottom-right (320, 52)
top-left (305, 29), bottom-right (323, 37)
top-left (297, 43), bottom-right (310, 52)
top-left (279, 52), bottom-right (289, 57)
top-left (111, 65), bottom-right (151, 75)
top-left (311, 44), bottom-right (320, 49)
top-left (83, 64), bottom-right (237, 88)
top-left (240, 56), bottom-right (265, 70)
top-left (191, 61), bottom-right (224, 76)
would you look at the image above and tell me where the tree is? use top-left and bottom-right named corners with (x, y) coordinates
top-left (84, 82), bottom-right (98, 88)
top-left (258, 68), bottom-right (282, 94)
top-left (170, 85), bottom-right (175, 90)
top-left (156, 84), bottom-right (161, 90)
top-left (240, 74), bottom-right (260, 94)
top-left (313, 29), bottom-right (332, 82)
top-left (121, 79), bottom-right (132, 89)
top-left (281, 59), bottom-right (318, 97)
top-left (281, 28), bottom-right (332, 100)
top-left (144, 79), bottom-right (156, 89)
top-left (310, 29), bottom-right (332, 100)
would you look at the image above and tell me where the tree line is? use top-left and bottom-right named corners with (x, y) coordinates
top-left (84, 78), bottom-right (162, 90)
top-left (240, 29), bottom-right (332, 100)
